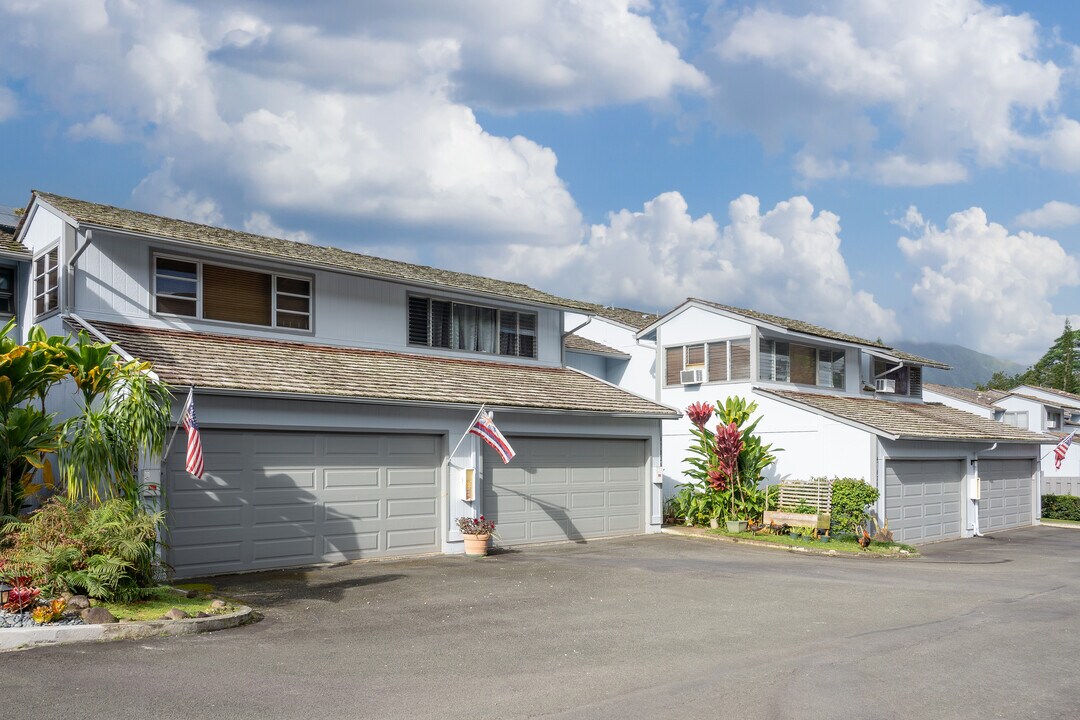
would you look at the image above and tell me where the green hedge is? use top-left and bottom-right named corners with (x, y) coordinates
top-left (1042, 494), bottom-right (1080, 521)
top-left (829, 478), bottom-right (879, 532)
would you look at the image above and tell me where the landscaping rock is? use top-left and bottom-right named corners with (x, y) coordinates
top-left (195, 612), bottom-right (210, 618)
top-left (210, 599), bottom-right (228, 610)
top-left (81, 607), bottom-right (117, 624)
top-left (161, 608), bottom-right (190, 620)
top-left (67, 595), bottom-right (90, 611)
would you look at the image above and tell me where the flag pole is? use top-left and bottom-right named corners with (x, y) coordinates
top-left (162, 387), bottom-right (194, 462)
top-left (448, 404), bottom-right (486, 462)
top-left (1041, 430), bottom-right (1075, 460)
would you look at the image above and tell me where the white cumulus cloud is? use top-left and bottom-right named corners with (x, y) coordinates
top-left (473, 191), bottom-right (898, 341)
top-left (1014, 201), bottom-right (1080, 229)
top-left (898, 206), bottom-right (1080, 360)
top-left (707, 0), bottom-right (1069, 184)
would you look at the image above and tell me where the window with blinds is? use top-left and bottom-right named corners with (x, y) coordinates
top-left (153, 255), bottom-right (311, 330)
top-left (666, 338), bottom-right (752, 386)
top-left (759, 339), bottom-right (845, 389)
top-left (408, 295), bottom-right (536, 358)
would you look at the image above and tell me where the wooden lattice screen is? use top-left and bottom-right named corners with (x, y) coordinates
top-left (778, 478), bottom-right (833, 514)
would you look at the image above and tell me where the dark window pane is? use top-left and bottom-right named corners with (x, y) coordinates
top-left (518, 333), bottom-right (536, 358)
top-left (156, 296), bottom-right (197, 316)
top-left (408, 296), bottom-right (429, 345)
top-left (0, 268), bottom-right (12, 293)
top-left (276, 277), bottom-right (310, 296)
top-left (156, 257), bottom-right (197, 280)
top-left (774, 342), bottom-right (790, 382)
top-left (276, 294), bottom-right (309, 313)
top-left (430, 300), bottom-right (452, 348)
top-left (156, 277), bottom-right (197, 298)
top-left (276, 311), bottom-right (310, 330)
top-left (499, 311), bottom-right (518, 356)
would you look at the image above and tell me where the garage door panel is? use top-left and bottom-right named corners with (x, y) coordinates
top-left (485, 437), bottom-right (646, 545)
top-left (886, 460), bottom-right (964, 544)
top-left (167, 430), bottom-right (442, 577)
top-left (979, 459), bottom-right (1033, 533)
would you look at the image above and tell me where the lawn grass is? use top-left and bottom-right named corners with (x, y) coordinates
top-left (709, 528), bottom-right (918, 555)
top-left (98, 588), bottom-right (233, 621)
top-left (1041, 517), bottom-right (1080, 526)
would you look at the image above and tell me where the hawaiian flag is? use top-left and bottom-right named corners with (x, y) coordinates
top-left (1054, 431), bottom-right (1075, 470)
top-left (469, 411), bottom-right (515, 464)
top-left (181, 390), bottom-right (205, 479)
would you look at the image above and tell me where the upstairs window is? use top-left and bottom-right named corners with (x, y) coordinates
top-left (33, 246), bottom-right (59, 318)
top-left (872, 359), bottom-right (921, 397)
top-left (0, 266), bottom-right (14, 317)
top-left (1003, 411), bottom-right (1028, 429)
top-left (664, 339), bottom-right (751, 386)
top-left (759, 339), bottom-right (845, 389)
top-left (154, 255), bottom-right (311, 330)
top-left (408, 296), bottom-right (537, 358)
top-left (1048, 411), bottom-right (1062, 431)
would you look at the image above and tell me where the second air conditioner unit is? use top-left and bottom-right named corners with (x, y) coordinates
top-left (875, 378), bottom-right (896, 393)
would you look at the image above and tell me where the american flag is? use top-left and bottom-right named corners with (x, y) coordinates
top-left (1054, 431), bottom-right (1075, 470)
top-left (469, 411), bottom-right (515, 464)
top-left (181, 390), bottom-right (205, 479)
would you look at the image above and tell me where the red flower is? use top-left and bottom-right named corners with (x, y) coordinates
top-left (686, 402), bottom-right (714, 429)
top-left (706, 468), bottom-right (727, 491)
top-left (714, 421), bottom-right (743, 480)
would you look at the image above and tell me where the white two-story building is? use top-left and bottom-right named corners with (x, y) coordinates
top-left (568, 298), bottom-right (1050, 543)
top-left (6, 191), bottom-right (679, 577)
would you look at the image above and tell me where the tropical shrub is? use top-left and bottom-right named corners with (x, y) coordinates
top-left (0, 320), bottom-right (171, 513)
top-left (829, 477), bottom-right (879, 532)
top-left (0, 497), bottom-right (163, 602)
top-left (677, 397), bottom-right (780, 524)
top-left (1042, 494), bottom-right (1080, 522)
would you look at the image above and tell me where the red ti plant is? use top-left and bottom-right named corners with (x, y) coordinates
top-left (686, 402), bottom-right (714, 429)
top-left (714, 421), bottom-right (744, 516)
top-left (2, 577), bottom-right (41, 613)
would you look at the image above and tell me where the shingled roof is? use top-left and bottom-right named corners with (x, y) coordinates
top-left (654, 298), bottom-right (950, 369)
top-left (82, 321), bottom-right (677, 418)
top-left (33, 191), bottom-right (596, 312)
top-left (583, 304), bottom-right (663, 330)
top-left (0, 223), bottom-right (28, 258)
top-left (759, 389), bottom-right (1050, 443)
top-left (924, 383), bottom-right (1007, 410)
top-left (564, 333), bottom-right (629, 357)
top-left (1015, 385), bottom-right (1080, 408)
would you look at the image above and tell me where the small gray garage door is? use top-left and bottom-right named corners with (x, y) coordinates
top-left (166, 430), bottom-right (442, 578)
top-left (483, 437), bottom-right (646, 545)
top-left (979, 459), bottom-right (1034, 532)
top-left (885, 459), bottom-right (963, 543)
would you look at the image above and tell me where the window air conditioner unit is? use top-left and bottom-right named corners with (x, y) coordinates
top-left (680, 368), bottom-right (704, 385)
top-left (875, 378), bottom-right (896, 393)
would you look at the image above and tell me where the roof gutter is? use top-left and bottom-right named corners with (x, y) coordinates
top-left (190, 386), bottom-right (681, 420)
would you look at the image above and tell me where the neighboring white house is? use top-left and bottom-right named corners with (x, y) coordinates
top-left (0, 211), bottom-right (28, 337)
top-left (569, 299), bottom-right (1050, 543)
top-left (927, 382), bottom-right (1080, 494)
top-left (5, 191), bottom-right (679, 577)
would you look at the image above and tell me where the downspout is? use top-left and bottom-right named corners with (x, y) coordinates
top-left (65, 228), bottom-right (93, 314)
top-left (970, 442), bottom-right (998, 537)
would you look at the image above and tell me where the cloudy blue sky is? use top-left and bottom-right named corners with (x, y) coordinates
top-left (1, 0), bottom-right (1078, 363)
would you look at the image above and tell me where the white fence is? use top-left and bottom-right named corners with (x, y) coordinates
top-left (1043, 477), bottom-right (1080, 497)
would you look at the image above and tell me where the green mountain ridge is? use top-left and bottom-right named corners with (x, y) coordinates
top-left (890, 341), bottom-right (1028, 389)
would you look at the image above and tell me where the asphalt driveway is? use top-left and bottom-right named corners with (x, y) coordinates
top-left (9, 527), bottom-right (1080, 720)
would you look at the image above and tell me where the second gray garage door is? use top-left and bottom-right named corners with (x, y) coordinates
top-left (885, 459), bottom-right (963, 543)
top-left (979, 459), bottom-right (1034, 533)
top-left (483, 437), bottom-right (647, 545)
top-left (166, 430), bottom-right (442, 578)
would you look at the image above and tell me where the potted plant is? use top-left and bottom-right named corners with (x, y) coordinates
top-left (457, 515), bottom-right (496, 557)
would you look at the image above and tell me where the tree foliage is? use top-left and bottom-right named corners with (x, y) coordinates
top-left (977, 320), bottom-right (1079, 394)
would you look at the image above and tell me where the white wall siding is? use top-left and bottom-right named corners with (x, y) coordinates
top-left (661, 306), bottom-right (753, 347)
top-left (565, 316), bottom-right (656, 398)
top-left (69, 230), bottom-right (564, 366)
top-left (565, 350), bottom-right (607, 379)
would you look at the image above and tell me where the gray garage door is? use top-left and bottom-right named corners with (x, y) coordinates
top-left (885, 459), bottom-right (963, 543)
top-left (979, 459), bottom-right (1034, 533)
top-left (483, 437), bottom-right (646, 545)
top-left (166, 430), bottom-right (442, 578)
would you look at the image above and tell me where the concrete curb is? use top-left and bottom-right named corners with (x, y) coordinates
top-left (0, 604), bottom-right (254, 653)
top-left (661, 526), bottom-right (918, 559)
top-left (1039, 520), bottom-right (1080, 530)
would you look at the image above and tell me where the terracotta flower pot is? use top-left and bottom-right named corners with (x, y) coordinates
top-left (463, 532), bottom-right (491, 557)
